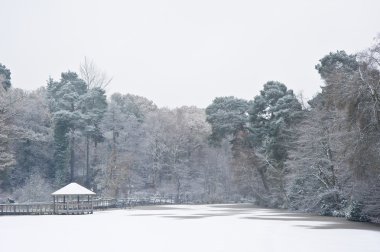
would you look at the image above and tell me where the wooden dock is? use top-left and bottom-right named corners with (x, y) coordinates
top-left (0, 197), bottom-right (176, 215)
top-left (0, 202), bottom-right (53, 215)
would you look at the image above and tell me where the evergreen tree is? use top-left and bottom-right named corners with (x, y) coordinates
top-left (205, 96), bottom-right (250, 144)
top-left (0, 63), bottom-right (11, 91)
top-left (81, 87), bottom-right (107, 186)
top-left (47, 72), bottom-right (87, 184)
top-left (206, 97), bottom-right (266, 200)
top-left (249, 81), bottom-right (303, 206)
top-left (0, 63), bottom-right (14, 188)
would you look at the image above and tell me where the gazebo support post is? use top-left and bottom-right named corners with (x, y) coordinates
top-left (53, 196), bottom-right (56, 214)
top-left (51, 183), bottom-right (96, 215)
top-left (88, 195), bottom-right (93, 214)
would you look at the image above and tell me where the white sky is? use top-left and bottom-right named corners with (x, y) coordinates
top-left (1, 0), bottom-right (380, 108)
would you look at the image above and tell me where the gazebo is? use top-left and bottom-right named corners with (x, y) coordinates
top-left (52, 182), bottom-right (96, 215)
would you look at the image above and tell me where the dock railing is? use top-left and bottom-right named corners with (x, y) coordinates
top-left (0, 195), bottom-right (177, 215)
top-left (0, 202), bottom-right (53, 215)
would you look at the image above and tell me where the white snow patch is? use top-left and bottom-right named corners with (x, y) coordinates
top-left (0, 204), bottom-right (379, 252)
top-left (51, 182), bottom-right (95, 195)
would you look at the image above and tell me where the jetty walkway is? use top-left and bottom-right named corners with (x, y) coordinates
top-left (0, 196), bottom-right (176, 215)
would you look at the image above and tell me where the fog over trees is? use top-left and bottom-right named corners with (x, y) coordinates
top-left (1, 38), bottom-right (380, 222)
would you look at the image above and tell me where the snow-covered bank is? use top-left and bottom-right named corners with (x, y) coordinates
top-left (0, 204), bottom-right (379, 252)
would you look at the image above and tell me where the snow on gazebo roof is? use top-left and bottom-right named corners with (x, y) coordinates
top-left (52, 182), bottom-right (96, 196)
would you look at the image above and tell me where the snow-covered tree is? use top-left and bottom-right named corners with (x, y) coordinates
top-left (249, 81), bottom-right (303, 207)
top-left (206, 96), bottom-right (263, 200)
top-left (0, 64), bottom-right (14, 187)
top-left (0, 63), bottom-right (11, 91)
top-left (47, 71), bottom-right (106, 185)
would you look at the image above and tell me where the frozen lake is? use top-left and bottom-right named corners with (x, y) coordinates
top-left (1, 204), bottom-right (379, 252)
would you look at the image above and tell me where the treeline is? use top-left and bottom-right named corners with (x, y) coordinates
top-left (205, 38), bottom-right (380, 222)
top-left (0, 62), bottom-right (232, 203)
top-left (1, 38), bottom-right (380, 222)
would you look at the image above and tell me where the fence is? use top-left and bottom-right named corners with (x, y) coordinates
top-left (0, 196), bottom-right (177, 215)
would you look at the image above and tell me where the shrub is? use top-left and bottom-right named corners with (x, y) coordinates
top-left (12, 173), bottom-right (53, 202)
top-left (345, 200), bottom-right (370, 222)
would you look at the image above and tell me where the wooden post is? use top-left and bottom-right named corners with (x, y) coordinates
top-left (88, 195), bottom-right (93, 214)
top-left (53, 196), bottom-right (56, 214)
top-left (64, 195), bottom-right (67, 214)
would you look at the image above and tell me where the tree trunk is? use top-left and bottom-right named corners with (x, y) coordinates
top-left (176, 177), bottom-right (181, 203)
top-left (85, 136), bottom-right (90, 186)
top-left (70, 131), bottom-right (75, 182)
top-left (111, 128), bottom-right (117, 180)
top-left (258, 168), bottom-right (269, 191)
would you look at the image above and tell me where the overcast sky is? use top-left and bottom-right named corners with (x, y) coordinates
top-left (1, 0), bottom-right (380, 108)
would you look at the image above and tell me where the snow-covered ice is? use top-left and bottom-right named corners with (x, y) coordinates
top-left (0, 204), bottom-right (379, 252)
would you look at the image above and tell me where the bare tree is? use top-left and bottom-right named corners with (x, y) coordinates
top-left (80, 57), bottom-right (112, 89)
top-left (79, 58), bottom-right (110, 186)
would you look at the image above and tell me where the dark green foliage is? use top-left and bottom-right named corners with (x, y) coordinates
top-left (10, 140), bottom-right (54, 186)
top-left (81, 87), bottom-right (108, 147)
top-left (0, 63), bottom-right (13, 183)
top-left (250, 81), bottom-right (303, 153)
top-left (81, 87), bottom-right (107, 186)
top-left (47, 72), bottom-right (90, 184)
top-left (315, 51), bottom-right (361, 114)
top-left (345, 201), bottom-right (370, 222)
top-left (315, 50), bottom-right (359, 80)
top-left (205, 97), bottom-right (256, 197)
top-left (206, 96), bottom-right (250, 145)
top-left (0, 63), bottom-right (11, 90)
top-left (52, 122), bottom-right (70, 184)
top-left (318, 190), bottom-right (344, 216)
top-left (48, 72), bottom-right (87, 113)
top-left (249, 81), bottom-right (303, 207)
top-left (205, 85), bottom-right (302, 207)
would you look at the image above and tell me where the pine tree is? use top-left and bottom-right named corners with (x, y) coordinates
top-left (47, 72), bottom-right (87, 184)
top-left (0, 63), bottom-right (14, 188)
top-left (249, 81), bottom-right (303, 207)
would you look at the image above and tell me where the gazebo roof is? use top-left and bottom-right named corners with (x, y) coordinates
top-left (52, 182), bottom-right (96, 196)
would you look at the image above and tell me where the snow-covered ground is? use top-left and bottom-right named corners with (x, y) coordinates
top-left (1, 204), bottom-right (379, 252)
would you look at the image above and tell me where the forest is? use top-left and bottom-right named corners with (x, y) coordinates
top-left (1, 38), bottom-right (380, 223)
